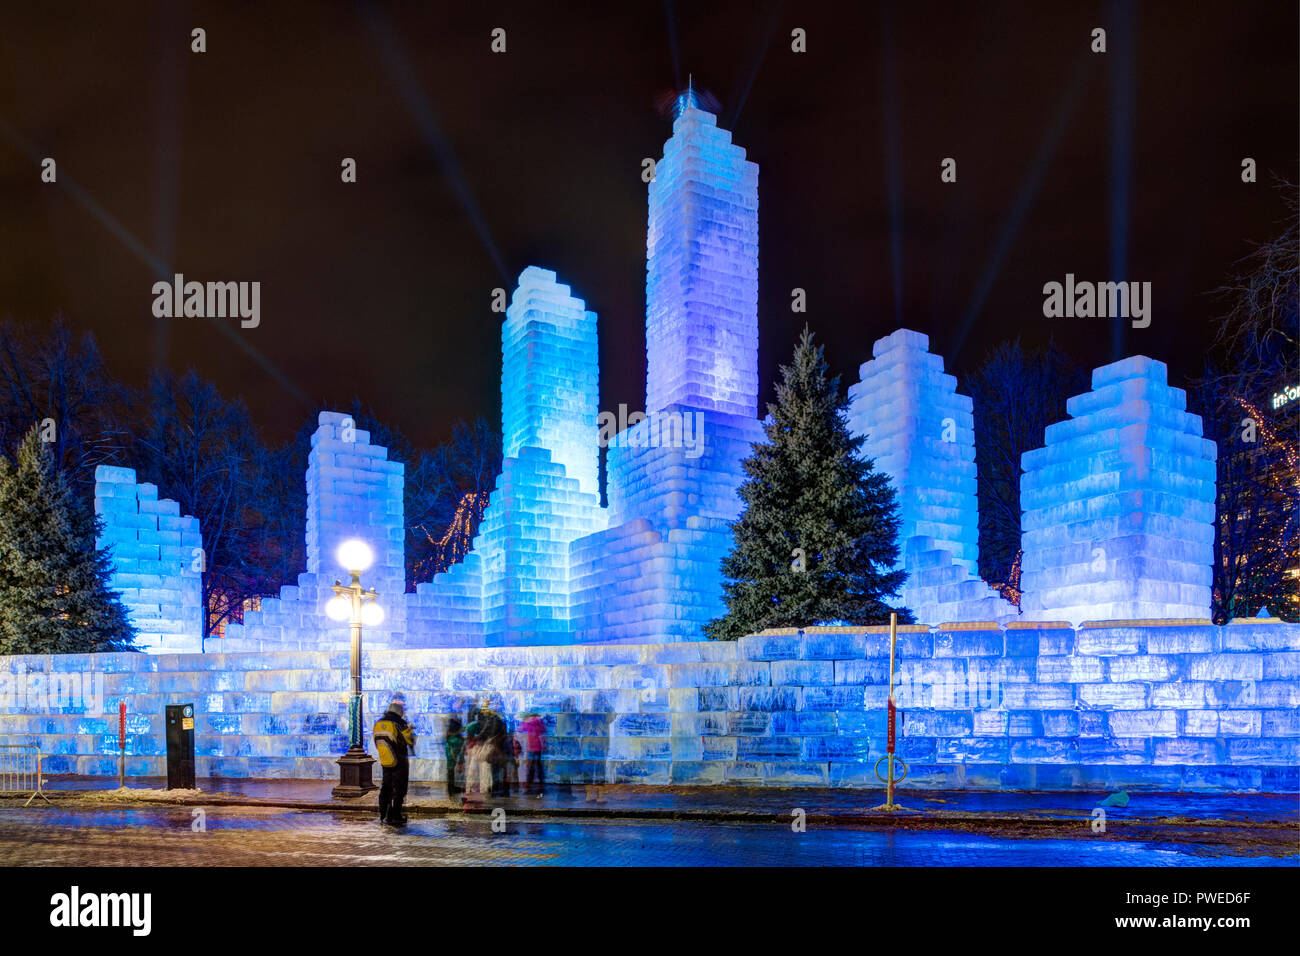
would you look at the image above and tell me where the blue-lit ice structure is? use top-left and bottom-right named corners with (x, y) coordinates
top-left (413, 268), bottom-right (607, 645)
top-left (414, 101), bottom-right (763, 645)
top-left (1019, 356), bottom-right (1217, 624)
top-left (570, 101), bottom-right (764, 643)
top-left (847, 330), bottom-right (1017, 625)
top-left (24, 94), bottom-right (1298, 795)
top-left (94, 466), bottom-right (203, 653)
top-left (98, 102), bottom-right (1226, 651)
top-left (221, 413), bottom-right (408, 651)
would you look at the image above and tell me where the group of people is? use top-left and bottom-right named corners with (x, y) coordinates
top-left (371, 694), bottom-right (548, 827)
top-left (445, 701), bottom-right (547, 805)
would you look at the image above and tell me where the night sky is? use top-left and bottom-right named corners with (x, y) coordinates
top-left (1, 1), bottom-right (1295, 448)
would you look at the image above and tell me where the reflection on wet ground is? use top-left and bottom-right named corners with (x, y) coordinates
top-left (1, 805), bottom-right (1294, 867)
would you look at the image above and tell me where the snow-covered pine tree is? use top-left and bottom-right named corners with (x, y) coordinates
top-left (0, 426), bottom-right (135, 653)
top-left (705, 327), bottom-right (912, 640)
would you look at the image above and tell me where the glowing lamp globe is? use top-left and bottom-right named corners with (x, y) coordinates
top-left (337, 539), bottom-right (374, 572)
top-left (360, 602), bottom-right (385, 627)
top-left (324, 595), bottom-right (350, 622)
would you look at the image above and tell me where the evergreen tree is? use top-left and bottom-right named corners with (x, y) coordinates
top-left (0, 426), bottom-right (135, 653)
top-left (705, 327), bottom-right (912, 640)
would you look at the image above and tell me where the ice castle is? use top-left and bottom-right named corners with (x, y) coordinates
top-left (95, 97), bottom-right (1223, 652)
top-left (39, 94), bottom-right (1297, 795)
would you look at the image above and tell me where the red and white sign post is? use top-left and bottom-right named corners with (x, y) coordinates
top-left (118, 700), bottom-right (126, 789)
top-left (870, 612), bottom-right (911, 812)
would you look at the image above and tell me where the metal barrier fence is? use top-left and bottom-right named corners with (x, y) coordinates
top-left (0, 743), bottom-right (51, 807)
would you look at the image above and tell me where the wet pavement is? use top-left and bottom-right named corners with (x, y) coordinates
top-left (1, 777), bottom-right (1296, 866)
top-left (0, 804), bottom-right (1294, 866)
top-left (25, 775), bottom-right (1300, 825)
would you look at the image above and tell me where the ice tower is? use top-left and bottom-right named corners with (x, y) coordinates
top-left (847, 329), bottom-right (1016, 625)
top-left (501, 267), bottom-right (601, 498)
top-left (222, 412), bottom-right (408, 651)
top-left (414, 268), bottom-right (606, 645)
top-left (645, 92), bottom-right (760, 417)
top-left (571, 92), bottom-right (765, 642)
top-left (224, 96), bottom-right (770, 648)
top-left (1019, 356), bottom-right (1217, 623)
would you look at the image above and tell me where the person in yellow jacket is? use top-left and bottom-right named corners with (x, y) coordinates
top-left (373, 696), bottom-right (417, 826)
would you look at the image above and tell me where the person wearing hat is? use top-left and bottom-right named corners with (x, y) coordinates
top-left (373, 695), bottom-right (417, 826)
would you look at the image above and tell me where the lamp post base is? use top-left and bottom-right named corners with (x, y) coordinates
top-left (332, 748), bottom-right (377, 798)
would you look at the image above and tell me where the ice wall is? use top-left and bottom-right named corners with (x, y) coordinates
top-left (847, 329), bottom-right (1016, 625)
top-left (1019, 356), bottom-right (1217, 624)
top-left (9, 620), bottom-right (1297, 792)
top-left (94, 465), bottom-right (203, 653)
top-left (222, 413), bottom-right (407, 651)
top-left (571, 410), bottom-right (762, 642)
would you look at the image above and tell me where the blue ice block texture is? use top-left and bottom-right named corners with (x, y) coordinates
top-left (222, 412), bottom-right (409, 652)
top-left (94, 466), bottom-right (203, 653)
top-left (846, 330), bottom-right (1017, 626)
top-left (645, 105), bottom-right (760, 419)
top-left (4, 620), bottom-right (1296, 790)
top-left (1019, 356), bottom-right (1217, 624)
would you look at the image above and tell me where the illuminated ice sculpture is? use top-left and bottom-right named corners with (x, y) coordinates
top-left (413, 95), bottom-right (764, 645)
top-left (1018, 356), bottom-right (1217, 623)
top-left (117, 95), bottom-right (1227, 653)
top-left (847, 329), bottom-right (1017, 626)
top-left (570, 92), bottom-right (764, 643)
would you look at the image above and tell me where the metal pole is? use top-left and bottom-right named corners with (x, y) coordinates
top-left (350, 611), bottom-right (363, 751)
top-left (118, 700), bottom-right (125, 788)
top-left (886, 612), bottom-right (896, 808)
top-left (333, 571), bottom-right (377, 797)
top-left (870, 612), bottom-right (911, 812)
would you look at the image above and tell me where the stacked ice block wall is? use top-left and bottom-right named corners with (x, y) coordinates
top-left (500, 267), bottom-right (601, 498)
top-left (847, 330), bottom-right (1016, 625)
top-left (479, 269), bottom-right (607, 644)
top-left (10, 619), bottom-right (1297, 791)
top-left (221, 412), bottom-right (407, 651)
top-left (1019, 356), bottom-right (1217, 624)
top-left (413, 268), bottom-right (607, 646)
top-left (570, 100), bottom-right (764, 643)
top-left (94, 465), bottom-right (203, 653)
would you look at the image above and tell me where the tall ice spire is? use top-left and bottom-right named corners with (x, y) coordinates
top-left (645, 88), bottom-right (759, 417)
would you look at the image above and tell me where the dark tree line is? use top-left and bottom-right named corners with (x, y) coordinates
top-left (0, 321), bottom-right (501, 644)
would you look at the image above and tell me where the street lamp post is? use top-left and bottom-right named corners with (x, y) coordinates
top-left (326, 539), bottom-right (384, 798)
